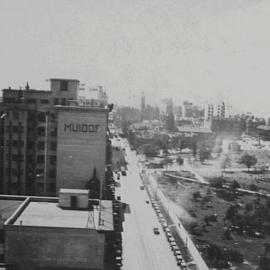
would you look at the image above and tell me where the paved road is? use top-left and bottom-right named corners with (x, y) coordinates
top-left (114, 138), bottom-right (179, 270)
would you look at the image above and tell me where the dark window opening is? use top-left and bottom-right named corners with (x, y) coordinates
top-left (37, 127), bottom-right (45, 136)
top-left (41, 99), bottom-right (49, 104)
top-left (38, 112), bottom-right (46, 122)
top-left (53, 98), bottom-right (59, 105)
top-left (37, 141), bottom-right (45, 150)
top-left (50, 155), bottom-right (56, 165)
top-left (50, 128), bottom-right (57, 137)
top-left (12, 111), bottom-right (19, 120)
top-left (50, 141), bottom-right (57, 151)
top-left (60, 80), bottom-right (68, 91)
top-left (61, 98), bottom-right (66, 105)
top-left (12, 126), bottom-right (24, 133)
top-left (26, 98), bottom-right (36, 104)
top-left (37, 155), bottom-right (45, 164)
top-left (49, 170), bottom-right (56, 178)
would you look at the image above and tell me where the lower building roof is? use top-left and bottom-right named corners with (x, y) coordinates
top-left (5, 198), bottom-right (113, 231)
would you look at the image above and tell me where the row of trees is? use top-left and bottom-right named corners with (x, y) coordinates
top-left (220, 153), bottom-right (258, 172)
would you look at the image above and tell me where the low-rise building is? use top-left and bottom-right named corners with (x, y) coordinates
top-left (2, 189), bottom-right (114, 270)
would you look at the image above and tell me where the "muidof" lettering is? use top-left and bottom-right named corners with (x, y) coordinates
top-left (64, 123), bottom-right (99, 133)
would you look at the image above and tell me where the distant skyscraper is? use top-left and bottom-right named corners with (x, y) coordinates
top-left (141, 92), bottom-right (145, 121)
top-left (204, 101), bottom-right (226, 121)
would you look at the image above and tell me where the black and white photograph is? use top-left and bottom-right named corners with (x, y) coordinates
top-left (0, 1), bottom-right (270, 269)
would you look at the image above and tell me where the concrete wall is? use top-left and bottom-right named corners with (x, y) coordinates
top-left (5, 226), bottom-right (105, 270)
top-left (56, 109), bottom-right (107, 191)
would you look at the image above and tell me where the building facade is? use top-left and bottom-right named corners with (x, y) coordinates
top-left (0, 79), bottom-right (109, 196)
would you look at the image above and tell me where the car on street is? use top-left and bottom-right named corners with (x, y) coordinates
top-left (153, 227), bottom-right (160, 235)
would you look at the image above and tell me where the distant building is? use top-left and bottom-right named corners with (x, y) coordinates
top-left (141, 93), bottom-right (146, 121)
top-left (182, 101), bottom-right (193, 118)
top-left (211, 117), bottom-right (245, 137)
top-left (204, 101), bottom-right (225, 121)
top-left (0, 79), bottom-right (109, 196)
top-left (257, 125), bottom-right (270, 141)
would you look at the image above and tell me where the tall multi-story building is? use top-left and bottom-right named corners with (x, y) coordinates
top-left (0, 78), bottom-right (109, 196)
top-left (204, 101), bottom-right (226, 121)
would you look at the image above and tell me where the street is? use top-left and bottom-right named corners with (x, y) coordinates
top-left (114, 138), bottom-right (180, 270)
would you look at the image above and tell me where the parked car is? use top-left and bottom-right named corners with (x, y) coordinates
top-left (153, 227), bottom-right (160, 235)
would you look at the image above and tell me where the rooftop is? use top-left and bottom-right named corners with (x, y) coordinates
top-left (6, 198), bottom-right (113, 231)
top-left (50, 78), bottom-right (80, 82)
top-left (177, 126), bottom-right (212, 134)
top-left (60, 189), bottom-right (89, 195)
top-left (257, 125), bottom-right (270, 131)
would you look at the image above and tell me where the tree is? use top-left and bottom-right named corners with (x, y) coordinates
top-left (224, 205), bottom-right (239, 222)
top-left (176, 156), bottom-right (184, 166)
top-left (239, 153), bottom-right (257, 171)
top-left (166, 111), bottom-right (175, 132)
top-left (163, 156), bottom-right (173, 171)
top-left (199, 148), bottom-right (211, 163)
top-left (249, 183), bottom-right (258, 191)
top-left (220, 155), bottom-right (231, 174)
top-left (192, 137), bottom-right (197, 157)
top-left (230, 180), bottom-right (240, 190)
top-left (140, 143), bottom-right (159, 157)
top-left (192, 191), bottom-right (201, 201)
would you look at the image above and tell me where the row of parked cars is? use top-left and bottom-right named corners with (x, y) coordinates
top-left (112, 201), bottom-right (123, 269)
top-left (144, 186), bottom-right (188, 270)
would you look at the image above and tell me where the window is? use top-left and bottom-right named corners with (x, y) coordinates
top-left (37, 155), bottom-right (45, 164)
top-left (60, 80), bottom-right (68, 91)
top-left (12, 111), bottom-right (19, 120)
top-left (36, 168), bottom-right (44, 176)
top-left (50, 141), bottom-right (57, 151)
top-left (41, 99), bottom-right (49, 104)
top-left (50, 113), bottom-right (56, 122)
top-left (38, 112), bottom-right (46, 122)
top-left (12, 140), bottom-right (24, 148)
top-left (12, 126), bottom-right (24, 133)
top-left (37, 141), bottom-right (45, 150)
top-left (28, 112), bottom-right (36, 121)
top-left (61, 98), bottom-right (66, 105)
top-left (53, 98), bottom-right (59, 105)
top-left (11, 168), bottom-right (23, 175)
top-left (3, 97), bottom-right (16, 103)
top-left (50, 155), bottom-right (56, 165)
top-left (27, 141), bottom-right (34, 150)
top-left (12, 154), bottom-right (24, 161)
top-left (48, 183), bottom-right (56, 192)
top-left (26, 155), bottom-right (34, 163)
top-left (49, 170), bottom-right (56, 178)
top-left (37, 127), bottom-right (45, 136)
top-left (26, 98), bottom-right (36, 104)
top-left (50, 128), bottom-right (57, 137)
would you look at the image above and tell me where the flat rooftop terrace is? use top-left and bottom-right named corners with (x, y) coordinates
top-left (7, 199), bottom-right (113, 231)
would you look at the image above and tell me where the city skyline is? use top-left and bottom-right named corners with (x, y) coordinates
top-left (0, 0), bottom-right (270, 116)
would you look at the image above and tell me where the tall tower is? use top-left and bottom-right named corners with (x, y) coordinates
top-left (141, 92), bottom-right (145, 121)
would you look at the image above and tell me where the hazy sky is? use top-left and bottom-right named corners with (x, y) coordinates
top-left (0, 0), bottom-right (269, 115)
